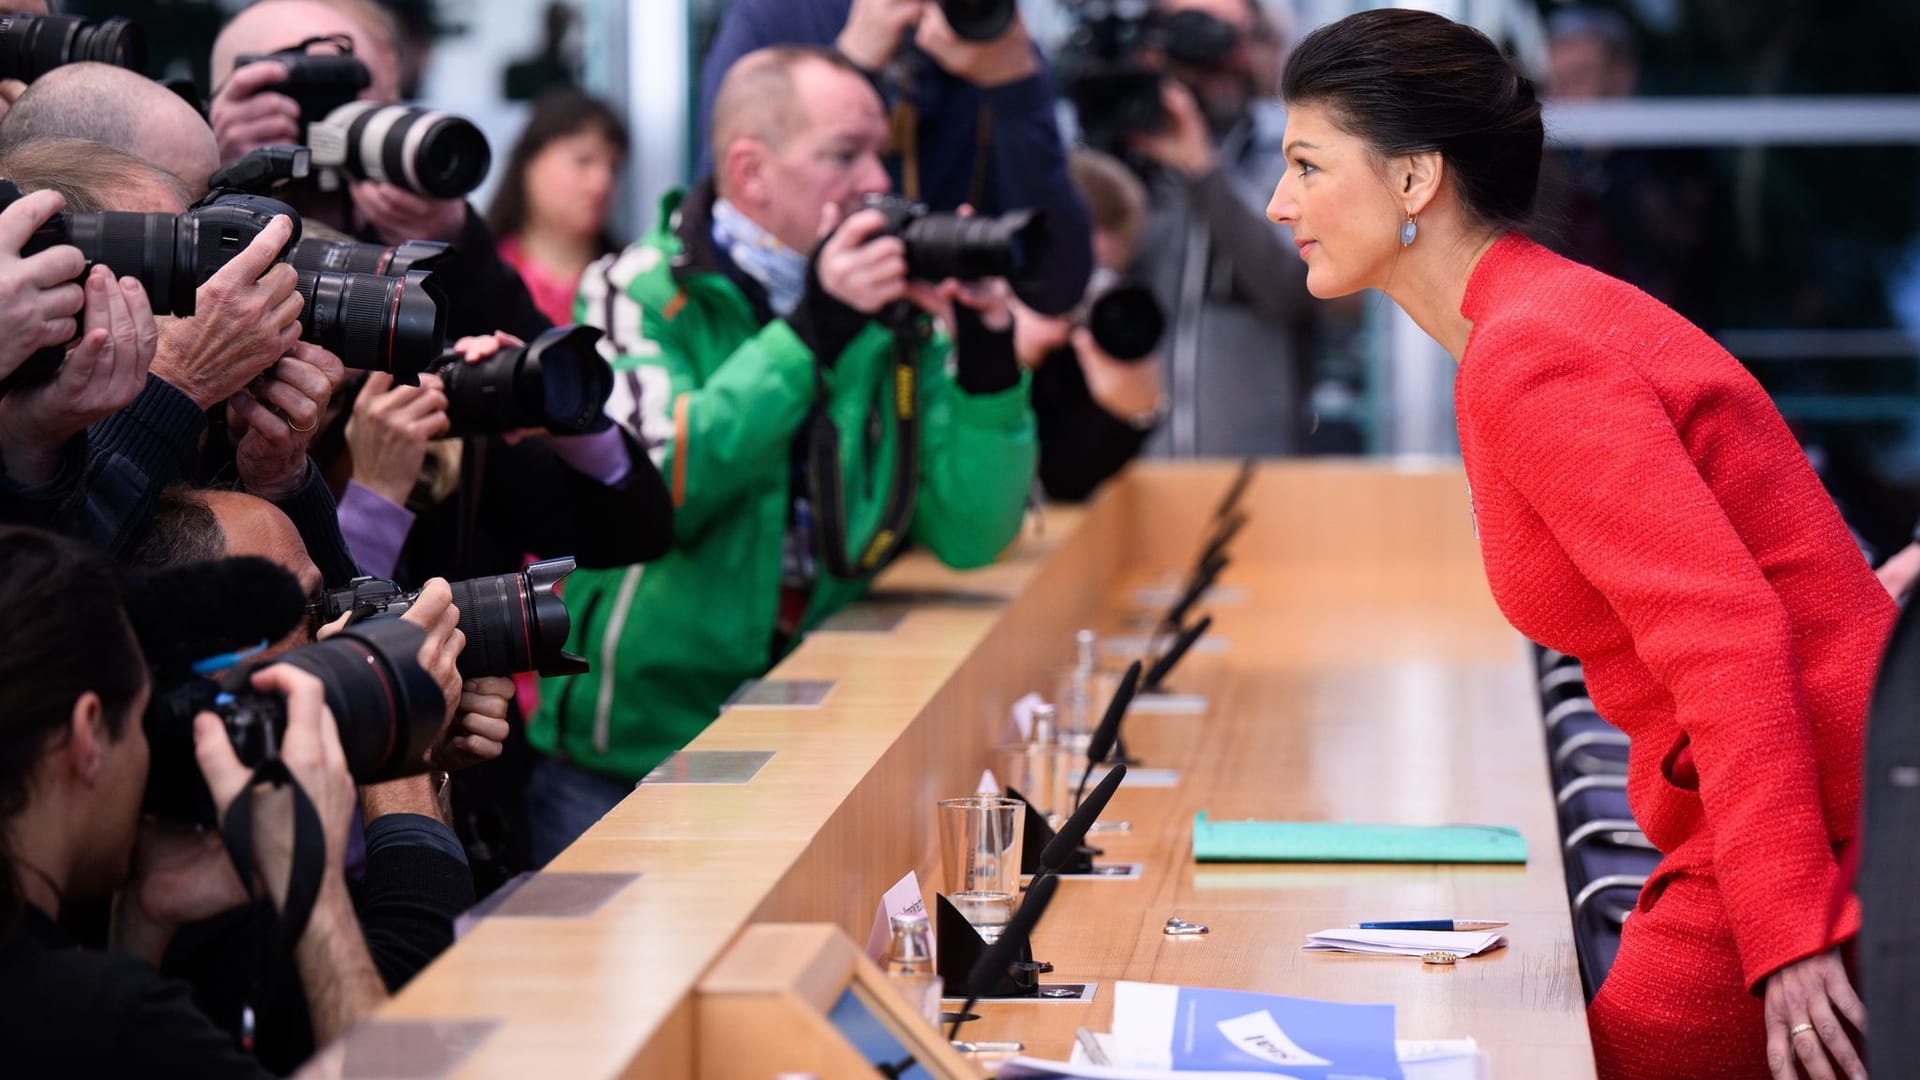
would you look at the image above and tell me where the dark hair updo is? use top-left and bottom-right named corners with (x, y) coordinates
top-left (1281, 8), bottom-right (1544, 233)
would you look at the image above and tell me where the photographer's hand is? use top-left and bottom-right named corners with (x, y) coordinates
top-left (1071, 326), bottom-right (1164, 421)
top-left (916, 3), bottom-right (1038, 88)
top-left (0, 267), bottom-right (157, 483)
top-left (151, 214), bottom-right (302, 409)
top-left (349, 181), bottom-right (467, 246)
top-left (397, 578), bottom-right (467, 744)
top-left (430, 675), bottom-right (514, 771)
top-left (0, 187), bottom-right (87, 384)
top-left (194, 662), bottom-right (388, 1045)
top-left (1128, 80), bottom-right (1218, 178)
top-left (208, 60), bottom-right (302, 167)
top-left (815, 205), bottom-right (910, 315)
top-left (345, 369), bottom-right (449, 505)
top-left (229, 341), bottom-right (345, 499)
top-left (837, 0), bottom-right (925, 71)
top-left (113, 823), bottom-right (250, 965)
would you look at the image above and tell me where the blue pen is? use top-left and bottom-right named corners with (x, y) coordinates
top-left (1351, 919), bottom-right (1507, 932)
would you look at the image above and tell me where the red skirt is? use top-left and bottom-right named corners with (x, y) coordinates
top-left (1589, 871), bottom-right (1769, 1079)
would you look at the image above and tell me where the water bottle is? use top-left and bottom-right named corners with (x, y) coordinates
top-left (884, 912), bottom-right (942, 1026)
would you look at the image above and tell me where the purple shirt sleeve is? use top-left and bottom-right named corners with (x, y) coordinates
top-left (546, 427), bottom-right (631, 487)
top-left (337, 480), bottom-right (416, 579)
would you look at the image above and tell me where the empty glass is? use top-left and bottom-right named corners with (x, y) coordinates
top-left (937, 796), bottom-right (1025, 942)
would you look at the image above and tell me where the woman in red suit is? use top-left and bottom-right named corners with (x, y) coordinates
top-left (1267, 10), bottom-right (1895, 1080)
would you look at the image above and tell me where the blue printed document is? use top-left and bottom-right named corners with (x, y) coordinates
top-left (1111, 981), bottom-right (1403, 1079)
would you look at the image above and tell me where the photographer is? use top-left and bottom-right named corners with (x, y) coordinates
top-left (536, 45), bottom-right (1036, 862)
top-left (1104, 0), bottom-right (1319, 456)
top-left (0, 136), bottom-right (359, 581)
top-left (0, 527), bottom-right (386, 1076)
top-left (1017, 147), bottom-right (1166, 501)
top-left (209, 0), bottom-right (549, 341)
top-left (696, 0), bottom-right (1093, 316)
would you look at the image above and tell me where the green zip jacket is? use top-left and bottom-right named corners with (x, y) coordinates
top-left (530, 188), bottom-right (1037, 780)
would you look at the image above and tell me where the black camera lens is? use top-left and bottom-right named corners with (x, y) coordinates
top-left (315, 559), bottom-right (589, 680)
top-left (296, 266), bottom-right (447, 380)
top-left (290, 237), bottom-right (448, 277)
top-left (0, 13), bottom-right (145, 82)
top-left (436, 325), bottom-right (612, 437)
top-left (939, 0), bottom-right (1017, 42)
top-left (57, 210), bottom-right (194, 314)
top-left (311, 102), bottom-right (492, 198)
top-left (900, 207), bottom-right (1047, 285)
top-left (446, 558), bottom-right (588, 679)
top-left (1080, 275), bottom-right (1165, 362)
top-left (141, 618), bottom-right (446, 825)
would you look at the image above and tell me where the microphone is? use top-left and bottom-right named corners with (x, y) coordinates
top-left (1076, 660), bottom-right (1141, 809)
top-left (121, 557), bottom-right (309, 676)
top-left (1212, 457), bottom-right (1257, 520)
top-left (1144, 614), bottom-right (1212, 692)
top-left (950, 873), bottom-right (1060, 1039)
top-left (1033, 763), bottom-right (1127, 891)
top-left (1163, 554), bottom-right (1224, 635)
top-left (1199, 511), bottom-right (1247, 571)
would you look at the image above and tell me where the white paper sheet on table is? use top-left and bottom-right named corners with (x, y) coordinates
top-left (1301, 928), bottom-right (1507, 958)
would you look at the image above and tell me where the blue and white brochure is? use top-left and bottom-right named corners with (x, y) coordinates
top-left (1112, 981), bottom-right (1403, 1079)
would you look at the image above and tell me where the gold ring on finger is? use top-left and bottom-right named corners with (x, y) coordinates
top-left (1788, 1023), bottom-right (1816, 1038)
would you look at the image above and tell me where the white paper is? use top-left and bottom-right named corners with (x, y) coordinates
top-left (1301, 928), bottom-right (1507, 959)
top-left (863, 870), bottom-right (930, 963)
top-left (1008, 692), bottom-right (1046, 741)
top-left (979, 768), bottom-right (1002, 794)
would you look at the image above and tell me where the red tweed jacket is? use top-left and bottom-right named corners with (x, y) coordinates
top-left (1454, 234), bottom-right (1897, 991)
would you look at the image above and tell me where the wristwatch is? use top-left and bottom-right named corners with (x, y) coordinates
top-left (1118, 397), bottom-right (1167, 432)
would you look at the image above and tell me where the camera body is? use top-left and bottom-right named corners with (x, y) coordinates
top-left (143, 617), bottom-right (446, 825)
top-left (1056, 1), bottom-right (1239, 153)
top-left (860, 193), bottom-right (1049, 298)
top-left (0, 12), bottom-right (143, 82)
top-left (316, 557), bottom-right (589, 679)
top-left (233, 45), bottom-right (371, 132)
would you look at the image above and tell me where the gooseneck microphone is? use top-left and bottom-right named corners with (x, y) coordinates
top-left (1033, 763), bottom-right (1128, 892)
top-left (1145, 614), bottom-right (1213, 692)
top-left (1163, 554), bottom-right (1225, 636)
top-left (1213, 456), bottom-right (1257, 520)
top-left (1075, 660), bottom-right (1141, 810)
top-left (949, 873), bottom-right (1060, 1040)
top-left (1199, 511), bottom-right (1247, 570)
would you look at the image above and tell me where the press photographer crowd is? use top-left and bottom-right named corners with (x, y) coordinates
top-left (0, 0), bottom-right (1910, 1074)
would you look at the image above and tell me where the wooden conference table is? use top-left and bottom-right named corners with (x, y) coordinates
top-left (336, 460), bottom-right (1596, 1079)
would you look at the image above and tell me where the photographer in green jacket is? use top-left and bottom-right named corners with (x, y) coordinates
top-left (527, 45), bottom-right (1038, 862)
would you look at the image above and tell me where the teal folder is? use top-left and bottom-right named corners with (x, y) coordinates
top-left (1191, 812), bottom-right (1528, 864)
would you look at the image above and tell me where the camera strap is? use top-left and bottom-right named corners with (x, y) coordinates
top-left (805, 315), bottom-right (921, 579)
top-left (217, 757), bottom-right (327, 1051)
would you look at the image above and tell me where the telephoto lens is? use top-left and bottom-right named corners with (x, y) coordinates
top-left (861, 193), bottom-right (1050, 291)
top-left (1077, 269), bottom-right (1165, 362)
top-left (939, 0), bottom-right (1018, 41)
top-left (0, 12), bottom-right (144, 82)
top-left (141, 617), bottom-right (448, 825)
top-left (308, 101), bottom-right (492, 198)
top-left (290, 236), bottom-right (449, 277)
top-left (296, 266), bottom-right (448, 380)
top-left (317, 557), bottom-right (590, 679)
top-left (435, 324), bottom-right (613, 437)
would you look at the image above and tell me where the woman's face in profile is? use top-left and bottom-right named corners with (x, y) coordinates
top-left (1267, 103), bottom-right (1403, 299)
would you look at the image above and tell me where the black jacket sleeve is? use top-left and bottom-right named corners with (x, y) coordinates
top-left (438, 207), bottom-right (554, 341)
top-left (80, 374), bottom-right (208, 554)
top-left (474, 428), bottom-right (675, 569)
top-left (0, 432), bottom-right (88, 532)
top-left (1032, 345), bottom-right (1152, 502)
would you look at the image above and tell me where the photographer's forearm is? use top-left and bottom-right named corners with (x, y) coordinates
top-left (108, 891), bottom-right (177, 968)
top-left (297, 876), bottom-right (388, 1049)
top-left (1189, 166), bottom-right (1310, 323)
top-left (360, 774), bottom-right (448, 827)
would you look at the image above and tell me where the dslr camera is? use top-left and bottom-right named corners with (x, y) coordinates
top-left (144, 617), bottom-right (447, 825)
top-left (0, 177), bottom-right (448, 392)
top-left (860, 194), bottom-right (1053, 309)
top-left (431, 325), bottom-right (613, 437)
top-left (315, 557), bottom-right (589, 679)
top-left (233, 39), bottom-right (492, 198)
top-left (1055, 0), bottom-right (1240, 153)
top-left (0, 11), bottom-right (143, 83)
